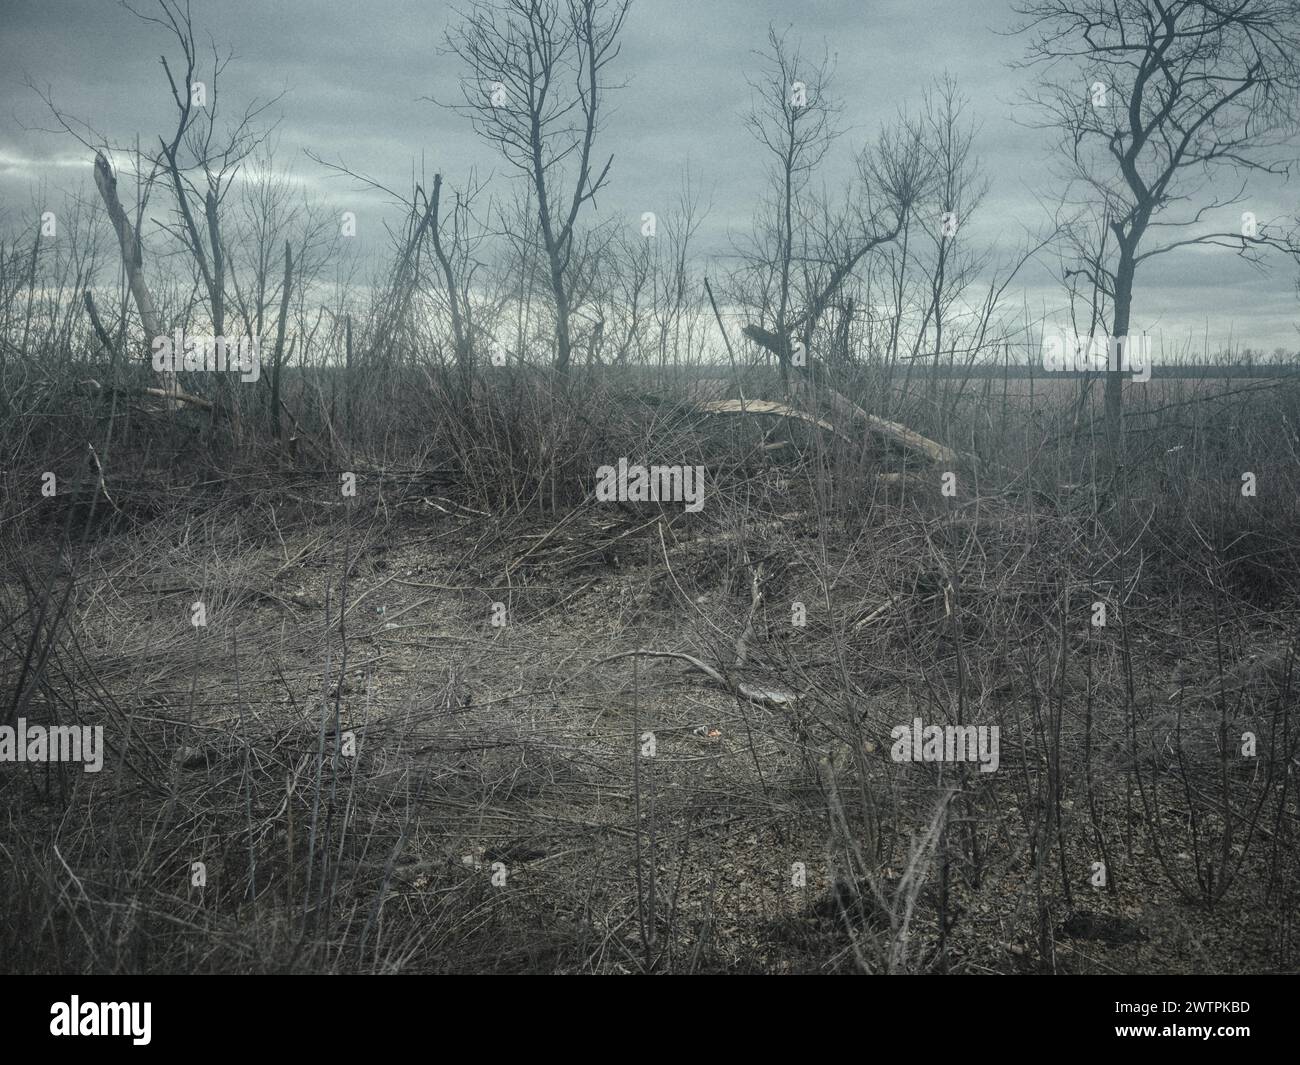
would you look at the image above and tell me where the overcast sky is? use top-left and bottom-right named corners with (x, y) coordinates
top-left (3, 0), bottom-right (1298, 352)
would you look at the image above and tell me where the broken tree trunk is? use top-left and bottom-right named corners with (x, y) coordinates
top-left (742, 323), bottom-right (960, 466)
top-left (78, 376), bottom-right (215, 411)
top-left (818, 387), bottom-right (960, 465)
top-left (695, 398), bottom-right (854, 444)
top-left (93, 152), bottom-right (178, 408)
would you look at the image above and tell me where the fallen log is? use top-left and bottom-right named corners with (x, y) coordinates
top-left (741, 324), bottom-right (961, 465)
top-left (79, 377), bottom-right (214, 411)
top-left (819, 388), bottom-right (960, 465)
top-left (693, 398), bottom-right (852, 443)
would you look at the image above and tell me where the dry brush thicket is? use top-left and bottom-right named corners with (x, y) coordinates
top-left (2, 0), bottom-right (1300, 974)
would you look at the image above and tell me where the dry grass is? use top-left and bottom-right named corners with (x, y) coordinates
top-left (3, 364), bottom-right (1299, 973)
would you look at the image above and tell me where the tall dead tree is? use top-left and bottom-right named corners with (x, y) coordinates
top-left (92, 151), bottom-right (178, 406)
top-left (444, 0), bottom-right (630, 375)
top-left (1014, 0), bottom-right (1300, 465)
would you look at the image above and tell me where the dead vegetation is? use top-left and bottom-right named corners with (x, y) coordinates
top-left (3, 364), bottom-right (1300, 974)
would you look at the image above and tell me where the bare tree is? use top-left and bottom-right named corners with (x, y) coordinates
top-left (1014, 0), bottom-right (1300, 461)
top-left (426, 172), bottom-right (489, 402)
top-left (741, 115), bottom-right (929, 385)
top-left (130, 0), bottom-right (281, 436)
top-left (227, 147), bottom-right (337, 436)
top-left (35, 0), bottom-right (285, 427)
top-left (735, 28), bottom-right (930, 393)
top-left (604, 224), bottom-right (654, 365)
top-left (912, 77), bottom-right (991, 399)
top-left (229, 148), bottom-right (332, 341)
top-left (585, 170), bottom-right (708, 377)
top-left (737, 26), bottom-right (841, 388)
top-left (443, 0), bottom-right (630, 375)
top-left (1058, 202), bottom-right (1115, 434)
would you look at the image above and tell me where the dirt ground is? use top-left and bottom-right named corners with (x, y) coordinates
top-left (8, 466), bottom-right (1294, 974)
